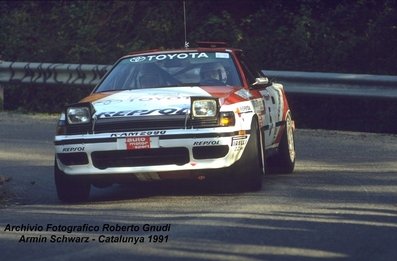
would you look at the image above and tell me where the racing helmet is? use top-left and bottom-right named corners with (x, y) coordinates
top-left (200, 62), bottom-right (227, 84)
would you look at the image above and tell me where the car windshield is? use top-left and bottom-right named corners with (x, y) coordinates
top-left (95, 51), bottom-right (242, 92)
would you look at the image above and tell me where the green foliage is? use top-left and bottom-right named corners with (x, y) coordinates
top-left (1, 0), bottom-right (396, 73)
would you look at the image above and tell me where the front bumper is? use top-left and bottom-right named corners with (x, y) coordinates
top-left (55, 128), bottom-right (250, 178)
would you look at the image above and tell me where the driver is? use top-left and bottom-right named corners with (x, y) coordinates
top-left (137, 64), bottom-right (161, 88)
top-left (200, 62), bottom-right (227, 85)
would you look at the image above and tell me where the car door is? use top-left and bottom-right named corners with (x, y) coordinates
top-left (238, 57), bottom-right (282, 148)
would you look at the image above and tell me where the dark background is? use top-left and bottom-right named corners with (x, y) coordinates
top-left (1, 0), bottom-right (396, 133)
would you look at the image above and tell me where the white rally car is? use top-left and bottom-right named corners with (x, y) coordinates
top-left (54, 42), bottom-right (296, 202)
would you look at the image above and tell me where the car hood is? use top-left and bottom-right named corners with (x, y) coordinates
top-left (83, 86), bottom-right (242, 119)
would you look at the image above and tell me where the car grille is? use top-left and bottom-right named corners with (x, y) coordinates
top-left (65, 115), bottom-right (219, 135)
top-left (91, 147), bottom-right (190, 169)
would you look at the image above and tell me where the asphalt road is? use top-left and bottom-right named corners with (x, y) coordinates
top-left (0, 112), bottom-right (396, 261)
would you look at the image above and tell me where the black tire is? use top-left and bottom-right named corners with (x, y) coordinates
top-left (54, 159), bottom-right (90, 203)
top-left (230, 119), bottom-right (265, 191)
top-left (267, 112), bottom-right (296, 174)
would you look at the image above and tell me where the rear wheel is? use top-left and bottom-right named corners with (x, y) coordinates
top-left (230, 119), bottom-right (265, 191)
top-left (54, 159), bottom-right (90, 203)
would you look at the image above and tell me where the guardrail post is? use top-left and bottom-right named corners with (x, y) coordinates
top-left (0, 84), bottom-right (4, 111)
top-left (0, 57), bottom-right (3, 110)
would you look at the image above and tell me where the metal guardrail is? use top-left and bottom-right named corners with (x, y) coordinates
top-left (265, 70), bottom-right (397, 99)
top-left (1, 61), bottom-right (397, 103)
top-left (0, 61), bottom-right (111, 86)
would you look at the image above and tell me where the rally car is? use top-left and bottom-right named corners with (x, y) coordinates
top-left (54, 42), bottom-right (296, 202)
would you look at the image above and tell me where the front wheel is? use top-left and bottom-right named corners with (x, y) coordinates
top-left (54, 159), bottom-right (90, 203)
top-left (229, 120), bottom-right (265, 191)
top-left (268, 112), bottom-right (296, 174)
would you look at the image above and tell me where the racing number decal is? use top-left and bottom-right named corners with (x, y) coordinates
top-left (260, 88), bottom-right (283, 147)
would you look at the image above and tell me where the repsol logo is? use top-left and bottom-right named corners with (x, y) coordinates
top-left (193, 140), bottom-right (220, 146)
top-left (96, 108), bottom-right (188, 118)
top-left (62, 147), bottom-right (85, 152)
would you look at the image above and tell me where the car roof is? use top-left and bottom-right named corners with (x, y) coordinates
top-left (125, 42), bottom-right (243, 57)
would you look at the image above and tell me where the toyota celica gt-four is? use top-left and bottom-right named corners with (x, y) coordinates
top-left (54, 42), bottom-right (296, 202)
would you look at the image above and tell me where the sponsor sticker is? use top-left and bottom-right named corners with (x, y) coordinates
top-left (117, 136), bottom-right (159, 150)
top-left (235, 89), bottom-right (252, 99)
top-left (129, 53), bottom-right (209, 63)
top-left (231, 136), bottom-right (248, 146)
top-left (96, 108), bottom-right (189, 118)
top-left (111, 130), bottom-right (167, 138)
top-left (215, 52), bottom-right (230, 59)
top-left (193, 140), bottom-right (220, 146)
top-left (126, 137), bottom-right (151, 150)
top-left (238, 105), bottom-right (252, 113)
top-left (61, 146), bottom-right (85, 152)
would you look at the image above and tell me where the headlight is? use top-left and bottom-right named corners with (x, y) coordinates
top-left (66, 107), bottom-right (91, 124)
top-left (192, 99), bottom-right (217, 117)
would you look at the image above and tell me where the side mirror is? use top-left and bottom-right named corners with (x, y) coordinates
top-left (251, 77), bottom-right (271, 88)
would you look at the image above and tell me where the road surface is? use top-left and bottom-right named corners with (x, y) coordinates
top-left (0, 112), bottom-right (396, 260)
